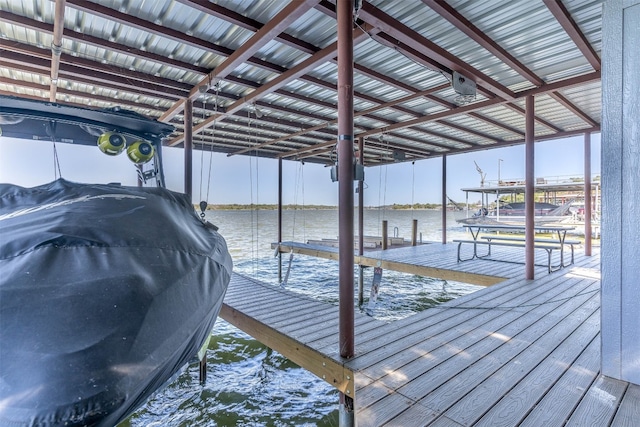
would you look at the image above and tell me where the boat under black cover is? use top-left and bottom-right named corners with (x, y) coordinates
top-left (0, 179), bottom-right (232, 426)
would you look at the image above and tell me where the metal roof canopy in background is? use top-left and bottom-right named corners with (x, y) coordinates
top-left (461, 181), bottom-right (601, 196)
top-left (0, 0), bottom-right (602, 167)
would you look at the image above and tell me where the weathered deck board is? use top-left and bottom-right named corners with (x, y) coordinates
top-left (611, 384), bottom-right (640, 426)
top-left (473, 329), bottom-right (600, 426)
top-left (220, 245), bottom-right (638, 426)
top-left (352, 277), bottom-right (595, 389)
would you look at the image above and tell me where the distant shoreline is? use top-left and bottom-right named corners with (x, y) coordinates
top-left (196, 203), bottom-right (473, 211)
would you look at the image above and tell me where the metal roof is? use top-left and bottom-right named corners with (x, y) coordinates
top-left (461, 181), bottom-right (601, 196)
top-left (0, 0), bottom-right (602, 166)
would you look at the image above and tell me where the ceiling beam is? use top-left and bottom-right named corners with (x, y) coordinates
top-left (159, 0), bottom-right (321, 122)
top-left (357, 1), bottom-right (516, 100)
top-left (504, 102), bottom-right (563, 133)
top-left (0, 10), bottom-right (209, 74)
top-left (423, 0), bottom-right (544, 86)
top-left (0, 44), bottom-right (192, 98)
top-left (174, 24), bottom-right (376, 145)
top-left (356, 71), bottom-right (600, 138)
top-left (174, 0), bottom-right (319, 54)
top-left (549, 91), bottom-right (599, 127)
top-left (4, 6), bottom-right (464, 151)
top-left (227, 83), bottom-right (451, 156)
top-left (467, 112), bottom-right (525, 137)
top-left (65, 0), bottom-right (287, 75)
top-left (543, 0), bottom-right (601, 71)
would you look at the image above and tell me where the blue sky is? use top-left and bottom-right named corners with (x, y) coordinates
top-left (0, 133), bottom-right (600, 206)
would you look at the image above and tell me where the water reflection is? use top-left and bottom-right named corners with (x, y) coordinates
top-left (123, 209), bottom-right (479, 426)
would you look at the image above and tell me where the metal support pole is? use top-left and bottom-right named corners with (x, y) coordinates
top-left (278, 158), bottom-right (283, 282)
top-left (525, 95), bottom-right (535, 280)
top-left (184, 99), bottom-right (193, 199)
top-left (497, 158), bottom-right (503, 221)
top-left (358, 137), bottom-right (365, 307)
top-left (442, 155), bottom-right (447, 244)
top-left (337, 0), bottom-right (354, 360)
top-left (337, 0), bottom-right (355, 422)
top-left (584, 132), bottom-right (592, 256)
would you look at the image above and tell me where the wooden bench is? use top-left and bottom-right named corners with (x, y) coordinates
top-left (453, 238), bottom-right (566, 273)
top-left (481, 235), bottom-right (580, 267)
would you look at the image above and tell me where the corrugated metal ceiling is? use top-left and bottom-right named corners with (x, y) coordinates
top-left (0, 0), bottom-right (602, 165)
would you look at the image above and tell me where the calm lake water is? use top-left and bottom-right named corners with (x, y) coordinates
top-left (120, 209), bottom-right (479, 427)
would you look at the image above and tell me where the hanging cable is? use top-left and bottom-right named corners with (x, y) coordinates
top-left (300, 160), bottom-right (306, 244)
top-left (198, 98), bottom-right (207, 206)
top-left (411, 160), bottom-right (416, 211)
top-left (254, 138), bottom-right (260, 276)
top-left (247, 110), bottom-right (256, 275)
top-left (52, 142), bottom-right (62, 179)
top-left (198, 83), bottom-right (219, 219)
top-left (205, 84), bottom-right (219, 202)
top-left (46, 121), bottom-right (63, 179)
top-left (291, 161), bottom-right (302, 241)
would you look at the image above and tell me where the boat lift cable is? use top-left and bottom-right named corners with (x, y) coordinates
top-left (254, 144), bottom-right (260, 276)
top-left (47, 120), bottom-right (63, 179)
top-left (283, 161), bottom-right (305, 288)
top-left (205, 85), bottom-right (219, 205)
top-left (411, 160), bottom-right (415, 211)
top-left (368, 136), bottom-right (389, 315)
top-left (247, 110), bottom-right (257, 276)
top-left (198, 98), bottom-right (207, 214)
top-left (198, 85), bottom-right (219, 219)
top-left (52, 142), bottom-right (62, 179)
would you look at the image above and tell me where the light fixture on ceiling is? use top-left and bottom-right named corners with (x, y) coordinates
top-left (452, 71), bottom-right (477, 105)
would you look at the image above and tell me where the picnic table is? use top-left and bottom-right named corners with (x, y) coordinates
top-left (454, 223), bottom-right (578, 273)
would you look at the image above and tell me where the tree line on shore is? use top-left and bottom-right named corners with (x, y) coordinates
top-left (195, 202), bottom-right (464, 211)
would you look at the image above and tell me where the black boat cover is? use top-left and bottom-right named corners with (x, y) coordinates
top-left (0, 179), bottom-right (233, 426)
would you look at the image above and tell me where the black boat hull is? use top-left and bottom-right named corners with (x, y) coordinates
top-left (0, 179), bottom-right (232, 426)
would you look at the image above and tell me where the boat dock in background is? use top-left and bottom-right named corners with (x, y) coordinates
top-left (221, 244), bottom-right (639, 426)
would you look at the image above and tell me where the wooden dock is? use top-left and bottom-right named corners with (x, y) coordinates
top-left (221, 244), bottom-right (639, 426)
top-left (273, 240), bottom-right (574, 286)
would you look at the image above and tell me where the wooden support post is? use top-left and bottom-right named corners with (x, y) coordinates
top-left (584, 132), bottom-right (592, 256)
top-left (411, 219), bottom-right (418, 246)
top-left (382, 220), bottom-right (388, 250)
top-left (184, 99), bottom-right (193, 198)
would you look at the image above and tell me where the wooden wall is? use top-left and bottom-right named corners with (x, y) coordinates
top-left (601, 0), bottom-right (640, 384)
